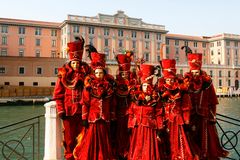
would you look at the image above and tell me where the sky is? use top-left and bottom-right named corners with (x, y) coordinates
top-left (1, 0), bottom-right (240, 36)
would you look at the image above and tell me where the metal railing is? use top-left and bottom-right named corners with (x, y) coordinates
top-left (0, 115), bottom-right (44, 160)
top-left (216, 113), bottom-right (240, 160)
top-left (0, 112), bottom-right (239, 160)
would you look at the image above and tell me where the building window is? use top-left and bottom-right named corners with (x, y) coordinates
top-left (175, 48), bottom-right (179, 55)
top-left (104, 39), bottom-right (108, 46)
top-left (211, 50), bottom-right (214, 56)
top-left (226, 41), bottom-right (230, 46)
top-left (36, 67), bottom-right (42, 74)
top-left (19, 82), bottom-right (24, 86)
top-left (89, 27), bottom-right (95, 34)
top-left (89, 38), bottom-right (93, 45)
top-left (235, 49), bottom-right (238, 56)
top-left (19, 49), bottom-right (24, 57)
top-left (157, 55), bottom-right (160, 62)
top-left (132, 41), bottom-right (136, 49)
top-left (166, 46), bottom-right (169, 54)
top-left (144, 32), bottom-right (150, 39)
top-left (194, 41), bottom-right (198, 47)
top-left (19, 67), bottom-right (25, 74)
top-left (156, 33), bottom-right (161, 41)
top-left (19, 27), bottom-right (25, 34)
top-left (35, 28), bottom-right (41, 35)
top-left (104, 28), bottom-right (109, 36)
top-left (166, 39), bottom-right (169, 45)
top-left (219, 79), bottom-right (222, 87)
top-left (118, 30), bottom-right (124, 37)
top-left (36, 39), bottom-right (41, 46)
top-left (227, 58), bottom-right (230, 65)
top-left (157, 42), bottom-right (161, 50)
top-left (1, 25), bottom-right (8, 33)
top-left (4, 82), bottom-right (10, 85)
top-left (73, 25), bottom-right (79, 33)
top-left (236, 71), bottom-right (238, 78)
top-left (52, 40), bottom-right (56, 47)
top-left (144, 53), bottom-right (149, 62)
top-left (228, 80), bottom-right (231, 87)
top-left (234, 41), bottom-right (238, 47)
top-left (118, 40), bottom-right (123, 47)
top-left (54, 68), bottom-right (58, 75)
top-left (175, 40), bottom-right (179, 46)
top-left (217, 41), bottom-right (221, 46)
top-left (180, 69), bottom-right (183, 75)
top-left (0, 48), bottom-right (7, 56)
top-left (36, 50), bottom-right (40, 57)
top-left (227, 49), bottom-right (230, 55)
top-left (19, 37), bottom-right (24, 45)
top-left (51, 51), bottom-right (56, 57)
top-left (51, 82), bottom-right (56, 86)
top-left (210, 70), bottom-right (213, 77)
top-left (132, 31), bottom-right (137, 38)
top-left (0, 67), bottom-right (5, 74)
top-left (33, 82), bottom-right (38, 86)
top-left (228, 71), bottom-right (231, 77)
top-left (2, 36), bottom-right (7, 45)
top-left (51, 29), bottom-right (57, 36)
top-left (202, 42), bottom-right (206, 48)
top-left (176, 56), bottom-right (179, 62)
top-left (218, 50), bottom-right (221, 55)
top-left (145, 42), bottom-right (149, 49)
top-left (184, 41), bottom-right (188, 46)
top-left (219, 70), bottom-right (222, 77)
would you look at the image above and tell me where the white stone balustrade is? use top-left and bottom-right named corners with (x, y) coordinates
top-left (44, 101), bottom-right (62, 160)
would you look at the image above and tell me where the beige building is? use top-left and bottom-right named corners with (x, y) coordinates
top-left (0, 11), bottom-right (240, 95)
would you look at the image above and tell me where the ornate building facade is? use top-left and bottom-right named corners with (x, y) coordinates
top-left (0, 11), bottom-right (239, 94)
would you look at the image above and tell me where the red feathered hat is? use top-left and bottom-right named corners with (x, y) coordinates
top-left (188, 53), bottom-right (202, 70)
top-left (116, 53), bottom-right (132, 72)
top-left (90, 52), bottom-right (106, 70)
top-left (161, 59), bottom-right (176, 78)
top-left (67, 38), bottom-right (84, 61)
top-left (139, 64), bottom-right (155, 84)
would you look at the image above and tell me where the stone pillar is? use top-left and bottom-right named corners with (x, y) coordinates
top-left (44, 101), bottom-right (62, 160)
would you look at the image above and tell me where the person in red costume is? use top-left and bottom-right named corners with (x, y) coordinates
top-left (73, 51), bottom-right (116, 160)
top-left (184, 53), bottom-right (229, 160)
top-left (128, 64), bottom-right (162, 160)
top-left (114, 51), bottom-right (136, 159)
top-left (53, 36), bottom-right (91, 160)
top-left (157, 59), bottom-right (195, 160)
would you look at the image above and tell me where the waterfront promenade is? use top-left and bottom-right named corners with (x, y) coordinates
top-left (0, 98), bottom-right (239, 160)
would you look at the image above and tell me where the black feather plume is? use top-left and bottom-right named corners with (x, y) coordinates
top-left (85, 44), bottom-right (98, 60)
top-left (181, 46), bottom-right (192, 56)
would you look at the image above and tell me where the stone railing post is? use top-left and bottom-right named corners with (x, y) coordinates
top-left (44, 101), bottom-right (62, 160)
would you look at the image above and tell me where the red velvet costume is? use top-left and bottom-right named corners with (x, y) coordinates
top-left (128, 64), bottom-right (162, 160)
top-left (114, 52), bottom-right (136, 159)
top-left (157, 59), bottom-right (194, 160)
top-left (53, 38), bottom-right (90, 160)
top-left (184, 53), bottom-right (229, 160)
top-left (73, 52), bottom-right (116, 160)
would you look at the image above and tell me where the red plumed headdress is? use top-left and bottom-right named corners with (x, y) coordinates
top-left (161, 59), bottom-right (176, 78)
top-left (116, 53), bottom-right (133, 72)
top-left (139, 64), bottom-right (155, 84)
top-left (67, 38), bottom-right (84, 61)
top-left (90, 52), bottom-right (106, 70)
top-left (188, 53), bottom-right (202, 70)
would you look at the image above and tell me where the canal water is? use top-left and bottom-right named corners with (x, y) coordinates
top-left (0, 98), bottom-right (239, 159)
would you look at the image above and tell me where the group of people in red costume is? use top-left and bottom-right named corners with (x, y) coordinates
top-left (53, 36), bottom-right (229, 160)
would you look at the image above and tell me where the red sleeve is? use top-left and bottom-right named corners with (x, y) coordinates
top-left (53, 78), bottom-right (65, 115)
top-left (208, 84), bottom-right (218, 120)
top-left (80, 88), bottom-right (90, 120)
top-left (111, 95), bottom-right (117, 120)
top-left (155, 101), bottom-right (164, 129)
top-left (181, 93), bottom-right (192, 124)
top-left (127, 103), bottom-right (135, 128)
